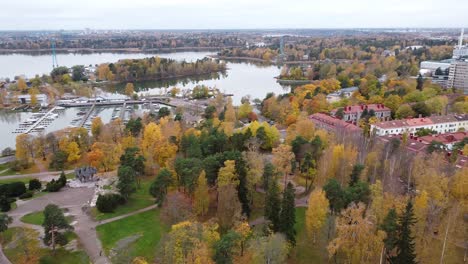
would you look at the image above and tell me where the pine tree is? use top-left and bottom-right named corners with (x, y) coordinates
top-left (392, 201), bottom-right (417, 264)
top-left (380, 208), bottom-right (398, 259)
top-left (416, 74), bottom-right (424, 91)
top-left (262, 163), bottom-right (275, 191)
top-left (265, 179), bottom-right (281, 232)
top-left (349, 164), bottom-right (364, 187)
top-left (279, 182), bottom-right (296, 245)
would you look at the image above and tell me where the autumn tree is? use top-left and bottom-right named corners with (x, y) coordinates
top-left (16, 133), bottom-right (33, 165)
top-left (306, 188), bottom-right (329, 243)
top-left (66, 141), bottom-right (80, 163)
top-left (17, 78), bottom-right (27, 92)
top-left (224, 96), bottom-right (236, 123)
top-left (13, 227), bottom-right (41, 264)
top-left (158, 221), bottom-right (219, 264)
top-left (328, 203), bottom-right (385, 264)
top-left (160, 192), bottom-right (193, 225)
top-left (194, 171), bottom-right (210, 216)
top-left (125, 82), bottom-right (135, 97)
top-left (217, 184), bottom-right (242, 231)
top-left (250, 233), bottom-right (289, 264)
top-left (217, 159), bottom-right (239, 188)
top-left (91, 117), bottom-right (103, 139)
top-left (272, 144), bottom-right (295, 186)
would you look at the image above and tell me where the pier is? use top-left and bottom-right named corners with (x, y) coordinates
top-left (23, 106), bottom-right (59, 133)
top-left (79, 103), bottom-right (96, 128)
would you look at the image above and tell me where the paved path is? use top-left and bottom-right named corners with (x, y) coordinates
top-left (0, 244), bottom-right (12, 264)
top-left (0, 170), bottom-right (74, 181)
top-left (5, 186), bottom-right (111, 264)
top-left (0, 156), bottom-right (15, 165)
top-left (2, 185), bottom-right (158, 264)
top-left (97, 204), bottom-right (157, 226)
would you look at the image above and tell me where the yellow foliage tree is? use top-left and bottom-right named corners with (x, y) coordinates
top-left (305, 188), bottom-right (329, 243)
top-left (217, 160), bottom-right (238, 188)
top-left (91, 117), bottom-right (103, 139)
top-left (66, 141), bottom-right (81, 163)
top-left (125, 83), bottom-right (135, 97)
top-left (194, 171), bottom-right (210, 216)
top-left (272, 144), bottom-right (295, 187)
top-left (327, 203), bottom-right (385, 264)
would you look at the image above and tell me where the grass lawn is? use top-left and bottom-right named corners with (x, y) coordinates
top-left (21, 211), bottom-right (44, 225)
top-left (97, 209), bottom-right (168, 262)
top-left (93, 177), bottom-right (155, 221)
top-left (249, 191), bottom-right (266, 221)
top-left (0, 227), bottom-right (89, 264)
top-left (21, 209), bottom-right (74, 226)
top-left (0, 177), bottom-right (32, 184)
top-left (288, 207), bottom-right (331, 264)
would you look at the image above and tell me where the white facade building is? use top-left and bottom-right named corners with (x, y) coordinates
top-left (371, 115), bottom-right (468, 136)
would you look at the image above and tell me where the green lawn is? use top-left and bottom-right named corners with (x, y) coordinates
top-left (97, 209), bottom-right (168, 262)
top-left (21, 211), bottom-right (44, 225)
top-left (93, 178), bottom-right (155, 221)
top-left (0, 177), bottom-right (32, 184)
top-left (21, 210), bottom-right (74, 226)
top-left (0, 227), bottom-right (89, 264)
top-left (288, 207), bottom-right (331, 264)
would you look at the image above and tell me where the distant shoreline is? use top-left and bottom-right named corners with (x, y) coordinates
top-left (0, 46), bottom-right (241, 55)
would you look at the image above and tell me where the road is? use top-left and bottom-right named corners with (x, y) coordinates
top-left (0, 156), bottom-right (15, 165)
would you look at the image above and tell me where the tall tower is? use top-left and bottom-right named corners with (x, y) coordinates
top-left (51, 39), bottom-right (58, 68)
top-left (459, 28), bottom-right (464, 48)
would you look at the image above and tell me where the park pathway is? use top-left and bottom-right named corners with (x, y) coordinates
top-left (0, 170), bottom-right (74, 181)
top-left (97, 204), bottom-right (158, 226)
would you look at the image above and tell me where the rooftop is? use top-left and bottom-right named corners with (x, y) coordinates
top-left (310, 113), bottom-right (362, 132)
top-left (419, 132), bottom-right (468, 145)
top-left (334, 104), bottom-right (391, 114)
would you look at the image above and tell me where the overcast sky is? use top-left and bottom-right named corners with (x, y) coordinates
top-left (1, 0), bottom-right (467, 30)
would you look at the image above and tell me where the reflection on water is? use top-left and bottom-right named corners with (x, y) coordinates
top-left (0, 51), bottom-right (291, 150)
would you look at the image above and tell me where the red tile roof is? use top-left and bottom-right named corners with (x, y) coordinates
top-left (419, 132), bottom-right (468, 145)
top-left (337, 104), bottom-right (391, 113)
top-left (309, 113), bottom-right (362, 132)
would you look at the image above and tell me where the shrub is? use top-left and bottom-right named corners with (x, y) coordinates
top-left (11, 160), bottom-right (30, 171)
top-left (28, 179), bottom-right (42, 190)
top-left (96, 193), bottom-right (124, 213)
top-left (0, 182), bottom-right (27, 197)
top-left (58, 171), bottom-right (67, 187)
top-left (45, 179), bottom-right (63, 192)
top-left (19, 191), bottom-right (34, 199)
top-left (0, 196), bottom-right (11, 212)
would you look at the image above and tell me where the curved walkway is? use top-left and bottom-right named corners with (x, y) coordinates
top-left (5, 186), bottom-right (110, 264)
top-left (2, 185), bottom-right (158, 264)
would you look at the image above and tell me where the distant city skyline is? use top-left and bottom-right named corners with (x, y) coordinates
top-left (1, 0), bottom-right (467, 30)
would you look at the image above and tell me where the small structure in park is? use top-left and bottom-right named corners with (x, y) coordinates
top-left (75, 166), bottom-right (97, 182)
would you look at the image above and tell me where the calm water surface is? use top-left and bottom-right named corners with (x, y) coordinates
top-left (0, 52), bottom-right (289, 150)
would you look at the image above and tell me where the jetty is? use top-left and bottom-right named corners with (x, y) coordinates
top-left (23, 106), bottom-right (59, 133)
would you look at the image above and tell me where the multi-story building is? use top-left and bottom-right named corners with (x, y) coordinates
top-left (370, 114), bottom-right (468, 136)
top-left (447, 60), bottom-right (468, 94)
top-left (331, 104), bottom-right (391, 123)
